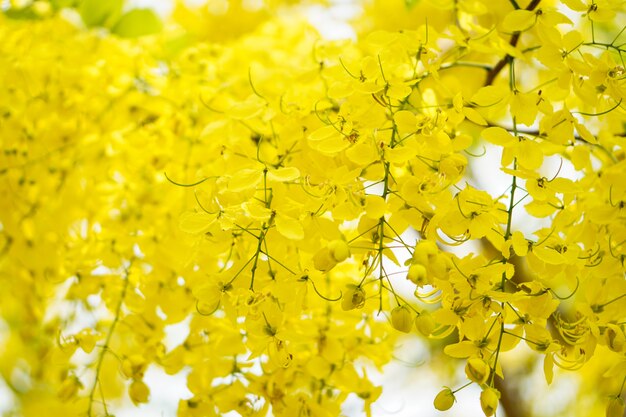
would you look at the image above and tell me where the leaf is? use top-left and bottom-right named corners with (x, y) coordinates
top-left (50, 0), bottom-right (79, 10)
top-left (111, 9), bottom-right (162, 38)
top-left (79, 0), bottom-right (123, 28)
top-left (4, 6), bottom-right (39, 20)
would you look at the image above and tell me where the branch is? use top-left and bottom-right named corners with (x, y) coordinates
top-left (484, 0), bottom-right (542, 86)
top-left (87, 266), bottom-right (131, 417)
top-left (495, 376), bottom-right (528, 417)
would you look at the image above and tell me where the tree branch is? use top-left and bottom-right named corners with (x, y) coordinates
top-left (495, 376), bottom-right (528, 417)
top-left (484, 0), bottom-right (542, 85)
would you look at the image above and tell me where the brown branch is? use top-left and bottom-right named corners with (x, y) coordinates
top-left (484, 0), bottom-right (542, 86)
top-left (495, 376), bottom-right (528, 417)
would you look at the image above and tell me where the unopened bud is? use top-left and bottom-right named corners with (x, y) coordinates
top-left (391, 305), bottom-right (414, 333)
top-left (57, 375), bottom-right (82, 402)
top-left (129, 379), bottom-right (150, 405)
top-left (341, 285), bottom-right (366, 311)
top-left (465, 357), bottom-right (491, 385)
top-left (328, 239), bottom-right (350, 262)
top-left (433, 387), bottom-right (455, 411)
top-left (605, 325), bottom-right (625, 353)
top-left (415, 311), bottom-right (436, 336)
top-left (607, 396), bottom-right (625, 417)
top-left (313, 247), bottom-right (337, 272)
top-left (480, 387), bottom-right (500, 417)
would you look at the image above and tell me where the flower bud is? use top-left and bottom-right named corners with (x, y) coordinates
top-left (129, 379), bottom-right (150, 405)
top-left (328, 239), bottom-right (350, 262)
top-left (268, 339), bottom-right (292, 368)
top-left (391, 305), bottom-right (414, 333)
top-left (465, 357), bottom-right (491, 385)
top-left (57, 375), bottom-right (82, 402)
top-left (433, 387), bottom-right (455, 411)
top-left (75, 328), bottom-right (98, 354)
top-left (415, 311), bottom-right (436, 336)
top-left (480, 387), bottom-right (500, 417)
top-left (313, 247), bottom-right (337, 272)
top-left (341, 285), bottom-right (366, 311)
top-left (607, 396), bottom-right (625, 417)
top-left (605, 325), bottom-right (625, 353)
top-left (121, 355), bottom-right (148, 379)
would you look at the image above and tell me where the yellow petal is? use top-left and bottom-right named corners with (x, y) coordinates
top-left (365, 195), bottom-right (387, 219)
top-left (517, 140), bottom-right (543, 170)
top-left (346, 142), bottom-right (379, 166)
top-left (502, 9), bottom-right (535, 32)
top-left (482, 127), bottom-right (515, 146)
top-left (179, 211), bottom-right (216, 234)
top-left (267, 167), bottom-right (300, 182)
top-left (443, 341), bottom-right (477, 358)
top-left (228, 168), bottom-right (263, 192)
top-left (462, 107), bottom-right (487, 125)
top-left (275, 213), bottom-right (304, 240)
top-left (394, 110), bottom-right (417, 134)
top-left (385, 146), bottom-right (416, 164)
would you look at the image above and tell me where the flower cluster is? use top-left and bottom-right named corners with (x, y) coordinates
top-left (0, 0), bottom-right (624, 416)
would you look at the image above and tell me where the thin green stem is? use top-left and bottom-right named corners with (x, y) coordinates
top-left (87, 265), bottom-right (131, 417)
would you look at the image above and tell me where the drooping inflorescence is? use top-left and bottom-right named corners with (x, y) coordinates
top-left (0, 0), bottom-right (624, 416)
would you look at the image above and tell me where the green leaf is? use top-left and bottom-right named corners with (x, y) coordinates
top-left (4, 7), bottom-right (39, 20)
top-left (79, 0), bottom-right (123, 28)
top-left (111, 9), bottom-right (162, 38)
top-left (405, 0), bottom-right (420, 9)
top-left (50, 0), bottom-right (79, 11)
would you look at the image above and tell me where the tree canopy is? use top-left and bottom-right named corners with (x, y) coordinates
top-left (1, 0), bottom-right (625, 416)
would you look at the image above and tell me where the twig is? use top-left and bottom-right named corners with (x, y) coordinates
top-left (484, 0), bottom-right (542, 85)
